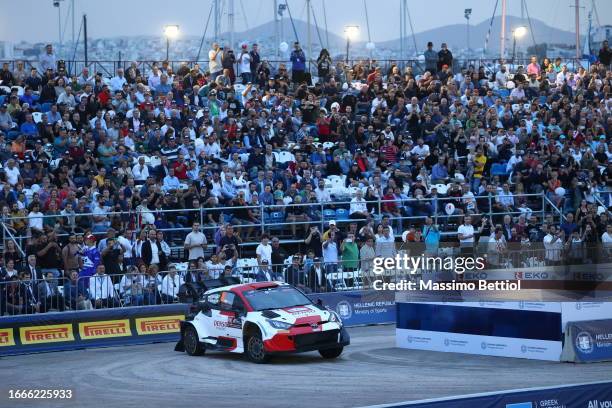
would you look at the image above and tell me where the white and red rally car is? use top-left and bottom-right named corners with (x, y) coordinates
top-left (175, 281), bottom-right (349, 363)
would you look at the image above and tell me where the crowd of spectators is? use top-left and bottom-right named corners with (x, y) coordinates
top-left (0, 38), bottom-right (612, 314)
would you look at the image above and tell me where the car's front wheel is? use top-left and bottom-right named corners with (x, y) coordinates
top-left (184, 325), bottom-right (205, 356)
top-left (319, 346), bottom-right (343, 359)
top-left (245, 333), bottom-right (270, 363)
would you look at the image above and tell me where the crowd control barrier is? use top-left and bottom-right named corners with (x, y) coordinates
top-left (360, 381), bottom-right (612, 408)
top-left (561, 319), bottom-right (612, 363)
top-left (0, 290), bottom-right (395, 356)
top-left (310, 290), bottom-right (395, 327)
top-left (0, 304), bottom-right (188, 356)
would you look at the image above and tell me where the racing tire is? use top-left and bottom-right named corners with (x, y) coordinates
top-left (245, 333), bottom-right (271, 363)
top-left (184, 325), bottom-right (205, 356)
top-left (319, 346), bottom-right (343, 359)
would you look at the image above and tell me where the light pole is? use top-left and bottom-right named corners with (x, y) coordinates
top-left (163, 25), bottom-right (180, 61)
top-left (511, 26), bottom-right (527, 63)
top-left (53, 0), bottom-right (64, 58)
top-left (344, 25), bottom-right (359, 64)
top-left (464, 8), bottom-right (472, 55)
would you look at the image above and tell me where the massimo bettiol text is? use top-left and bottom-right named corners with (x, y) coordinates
top-left (371, 254), bottom-right (522, 291)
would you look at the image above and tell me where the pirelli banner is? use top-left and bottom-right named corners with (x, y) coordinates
top-left (0, 304), bottom-right (188, 356)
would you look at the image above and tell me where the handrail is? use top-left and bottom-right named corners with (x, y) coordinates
top-left (0, 222), bottom-right (27, 258)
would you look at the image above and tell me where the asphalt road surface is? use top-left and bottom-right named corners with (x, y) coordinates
top-left (1, 325), bottom-right (611, 408)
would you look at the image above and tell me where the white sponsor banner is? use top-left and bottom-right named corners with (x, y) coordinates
top-left (397, 300), bottom-right (562, 313)
top-left (561, 302), bottom-right (612, 330)
top-left (396, 328), bottom-right (562, 361)
top-left (460, 265), bottom-right (612, 282)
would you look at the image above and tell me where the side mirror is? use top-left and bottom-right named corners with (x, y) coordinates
top-left (198, 301), bottom-right (210, 313)
top-left (234, 305), bottom-right (246, 316)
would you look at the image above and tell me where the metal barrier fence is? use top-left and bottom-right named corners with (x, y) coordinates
top-left (2, 192), bottom-right (553, 242)
top-left (0, 57), bottom-right (596, 80)
top-left (2, 238), bottom-right (611, 317)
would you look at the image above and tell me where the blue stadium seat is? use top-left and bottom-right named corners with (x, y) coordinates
top-left (322, 209), bottom-right (336, 221)
top-left (335, 208), bottom-right (349, 220)
top-left (267, 211), bottom-right (286, 231)
top-left (497, 89), bottom-right (510, 99)
top-left (0, 95), bottom-right (5, 105)
top-left (491, 163), bottom-right (510, 177)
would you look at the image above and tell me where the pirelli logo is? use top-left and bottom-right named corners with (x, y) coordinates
top-left (135, 315), bottom-right (183, 335)
top-left (0, 328), bottom-right (16, 347)
top-left (79, 320), bottom-right (131, 340)
top-left (20, 324), bottom-right (74, 345)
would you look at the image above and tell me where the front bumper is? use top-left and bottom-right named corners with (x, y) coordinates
top-left (264, 326), bottom-right (350, 354)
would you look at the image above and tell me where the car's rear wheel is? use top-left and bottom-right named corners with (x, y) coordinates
top-left (245, 333), bottom-right (270, 363)
top-left (319, 346), bottom-right (343, 359)
top-left (184, 325), bottom-right (205, 356)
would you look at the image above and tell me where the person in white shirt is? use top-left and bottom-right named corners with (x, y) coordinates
top-left (110, 68), bottom-right (127, 92)
top-left (457, 215), bottom-right (477, 255)
top-left (495, 66), bottom-right (508, 88)
top-left (132, 157), bottom-right (150, 183)
top-left (238, 44), bottom-right (252, 83)
top-left (487, 227), bottom-right (507, 267)
top-left (117, 230), bottom-right (135, 265)
top-left (315, 181), bottom-right (332, 203)
top-left (349, 190), bottom-right (369, 218)
top-left (208, 43), bottom-right (223, 79)
top-left (89, 265), bottom-right (119, 309)
top-left (543, 226), bottom-right (565, 265)
top-left (160, 265), bottom-right (184, 303)
top-left (495, 183), bottom-right (515, 212)
top-left (147, 66), bottom-right (161, 92)
top-left (410, 139), bottom-right (430, 159)
top-left (602, 224), bottom-right (612, 259)
top-left (27, 203), bottom-right (44, 232)
top-left (375, 225), bottom-right (397, 258)
top-left (255, 235), bottom-right (273, 264)
top-left (184, 222), bottom-right (208, 260)
top-left (4, 159), bottom-right (21, 186)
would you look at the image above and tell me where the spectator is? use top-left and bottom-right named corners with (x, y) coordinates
top-left (184, 222), bottom-right (208, 261)
top-left (89, 264), bottom-right (119, 309)
top-left (290, 42), bottom-right (306, 84)
top-left (255, 234), bottom-right (272, 265)
top-left (160, 264), bottom-right (184, 303)
top-left (63, 269), bottom-right (92, 310)
top-left (424, 42), bottom-right (438, 74)
top-left (39, 44), bottom-right (56, 73)
top-left (36, 271), bottom-right (65, 312)
top-left (340, 232), bottom-right (359, 272)
top-left (437, 43), bottom-right (453, 72)
top-left (255, 259), bottom-right (282, 282)
top-left (599, 40), bottom-right (611, 68)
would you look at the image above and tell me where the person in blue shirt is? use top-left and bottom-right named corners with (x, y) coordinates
top-left (80, 235), bottom-right (101, 286)
top-left (290, 42), bottom-right (306, 85)
top-left (431, 156), bottom-right (449, 183)
top-left (19, 113), bottom-right (39, 137)
top-left (422, 217), bottom-right (441, 256)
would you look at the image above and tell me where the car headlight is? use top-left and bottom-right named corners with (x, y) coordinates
top-left (328, 311), bottom-right (342, 324)
top-left (266, 319), bottom-right (293, 330)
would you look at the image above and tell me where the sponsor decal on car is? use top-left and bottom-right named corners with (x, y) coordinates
top-left (135, 315), bottom-right (183, 335)
top-left (0, 328), bottom-right (15, 347)
top-left (284, 306), bottom-right (315, 316)
top-left (78, 320), bottom-right (131, 340)
top-left (20, 324), bottom-right (74, 345)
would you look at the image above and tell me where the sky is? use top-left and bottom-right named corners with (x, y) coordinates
top-left (1, 0), bottom-right (610, 44)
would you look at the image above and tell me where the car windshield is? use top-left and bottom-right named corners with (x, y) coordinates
top-left (244, 286), bottom-right (312, 311)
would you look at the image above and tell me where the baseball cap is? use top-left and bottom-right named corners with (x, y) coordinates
top-left (329, 220), bottom-right (337, 226)
top-left (86, 234), bottom-right (96, 241)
